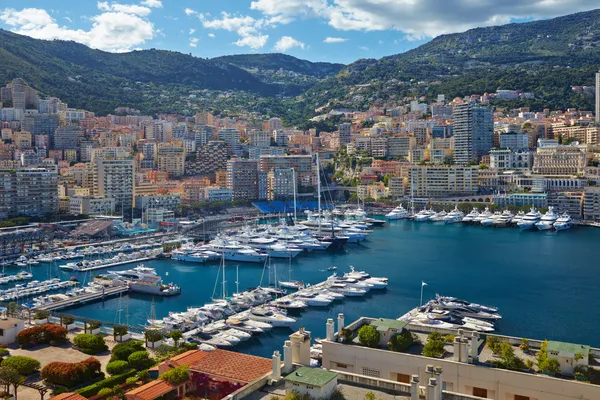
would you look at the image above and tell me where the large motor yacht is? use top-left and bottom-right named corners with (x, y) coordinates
top-left (554, 213), bottom-right (573, 231)
top-left (492, 210), bottom-right (513, 227)
top-left (473, 207), bottom-right (492, 223)
top-left (517, 207), bottom-right (541, 230)
top-left (535, 207), bottom-right (559, 231)
top-left (461, 208), bottom-right (479, 223)
top-left (386, 205), bottom-right (410, 220)
top-left (443, 207), bottom-right (465, 224)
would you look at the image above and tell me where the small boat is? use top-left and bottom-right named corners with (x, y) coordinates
top-left (327, 266), bottom-right (337, 271)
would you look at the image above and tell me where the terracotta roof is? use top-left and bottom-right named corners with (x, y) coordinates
top-left (189, 349), bottom-right (272, 383)
top-left (51, 393), bottom-right (87, 400)
top-left (170, 349), bottom-right (210, 367)
top-left (126, 379), bottom-right (175, 400)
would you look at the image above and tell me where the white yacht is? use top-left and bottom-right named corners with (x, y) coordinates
top-left (327, 283), bottom-right (366, 297)
top-left (517, 207), bottom-right (541, 230)
top-left (554, 213), bottom-right (573, 231)
top-left (443, 207), bottom-right (465, 224)
top-left (414, 209), bottom-right (435, 222)
top-left (480, 211), bottom-right (500, 227)
top-left (511, 211), bottom-right (525, 225)
top-left (171, 250), bottom-right (214, 263)
top-left (429, 210), bottom-right (447, 222)
top-left (536, 207), bottom-right (559, 231)
top-left (461, 207), bottom-right (479, 223)
top-left (492, 210), bottom-right (513, 227)
top-left (247, 308), bottom-right (296, 327)
top-left (273, 298), bottom-right (307, 309)
top-left (292, 291), bottom-right (332, 306)
top-left (386, 205), bottom-right (410, 220)
top-left (201, 239), bottom-right (267, 263)
top-left (473, 207), bottom-right (492, 223)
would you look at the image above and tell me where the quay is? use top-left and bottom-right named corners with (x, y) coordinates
top-left (74, 256), bottom-right (156, 272)
top-left (36, 285), bottom-right (130, 311)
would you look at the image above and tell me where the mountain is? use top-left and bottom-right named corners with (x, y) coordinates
top-left (0, 29), bottom-right (285, 115)
top-left (212, 53), bottom-right (344, 77)
top-left (300, 8), bottom-right (600, 116)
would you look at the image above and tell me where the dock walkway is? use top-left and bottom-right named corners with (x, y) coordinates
top-left (37, 285), bottom-right (129, 311)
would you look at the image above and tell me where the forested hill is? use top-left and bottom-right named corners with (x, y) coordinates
top-left (213, 53), bottom-right (344, 77)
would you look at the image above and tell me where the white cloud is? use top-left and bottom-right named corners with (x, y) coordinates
top-left (189, 37), bottom-right (199, 48)
top-left (274, 35), bottom-right (304, 51)
top-left (250, 0), bottom-right (600, 39)
top-left (208, 33), bottom-right (215, 38)
top-left (97, 2), bottom-right (151, 17)
top-left (189, 28), bottom-right (196, 35)
top-left (64, 17), bottom-right (72, 23)
top-left (141, 0), bottom-right (162, 7)
top-left (234, 34), bottom-right (269, 49)
top-left (0, 6), bottom-right (155, 52)
top-left (323, 37), bottom-right (346, 43)
top-left (359, 46), bottom-right (369, 51)
top-left (184, 8), bottom-right (197, 16)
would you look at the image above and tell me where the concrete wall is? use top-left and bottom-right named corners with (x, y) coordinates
top-left (322, 340), bottom-right (600, 400)
top-left (285, 379), bottom-right (337, 399)
top-left (0, 322), bottom-right (24, 345)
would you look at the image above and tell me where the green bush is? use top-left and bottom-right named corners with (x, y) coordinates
top-left (73, 334), bottom-right (108, 355)
top-left (106, 360), bottom-right (131, 376)
top-left (422, 332), bottom-right (445, 358)
top-left (0, 349), bottom-right (9, 357)
top-left (111, 340), bottom-right (145, 362)
top-left (340, 328), bottom-right (353, 344)
top-left (128, 351), bottom-right (154, 370)
top-left (97, 388), bottom-right (113, 398)
top-left (357, 325), bottom-right (380, 348)
top-left (76, 369), bottom-right (138, 397)
top-left (388, 330), bottom-right (414, 352)
top-left (487, 336), bottom-right (501, 354)
top-left (125, 377), bottom-right (138, 385)
top-left (540, 358), bottom-right (561, 374)
top-left (2, 356), bottom-right (41, 375)
top-left (160, 366), bottom-right (189, 385)
top-left (33, 311), bottom-right (50, 320)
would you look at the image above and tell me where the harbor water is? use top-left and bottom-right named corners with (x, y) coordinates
top-left (12, 220), bottom-right (600, 357)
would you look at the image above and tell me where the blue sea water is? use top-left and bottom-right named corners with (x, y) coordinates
top-left (14, 221), bottom-right (600, 357)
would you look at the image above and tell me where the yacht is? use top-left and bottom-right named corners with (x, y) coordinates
top-left (414, 209), bottom-right (435, 222)
top-left (480, 211), bottom-right (500, 227)
top-left (554, 213), bottom-right (573, 231)
top-left (201, 239), bottom-right (268, 263)
top-left (171, 250), bottom-right (212, 263)
top-left (511, 211), bottom-right (525, 225)
top-left (517, 207), bottom-right (541, 230)
top-left (492, 210), bottom-right (513, 227)
top-left (429, 210), bottom-right (447, 222)
top-left (327, 283), bottom-right (367, 297)
top-left (273, 298), bottom-right (307, 309)
top-left (278, 280), bottom-right (304, 290)
top-left (535, 207), bottom-right (558, 231)
top-left (473, 207), bottom-right (492, 223)
top-left (386, 205), bottom-right (410, 220)
top-left (435, 295), bottom-right (499, 314)
top-left (247, 308), bottom-right (296, 327)
top-left (292, 292), bottom-right (332, 306)
top-left (461, 208), bottom-right (479, 223)
top-left (443, 207), bottom-right (465, 224)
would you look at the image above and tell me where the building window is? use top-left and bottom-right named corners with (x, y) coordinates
top-left (362, 367), bottom-right (380, 378)
top-left (395, 373), bottom-right (410, 384)
top-left (514, 395), bottom-right (530, 400)
top-left (472, 387), bottom-right (488, 398)
top-left (0, 329), bottom-right (4, 336)
top-left (336, 363), bottom-right (348, 369)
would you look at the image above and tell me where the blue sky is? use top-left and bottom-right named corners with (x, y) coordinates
top-left (0, 1), bottom-right (598, 64)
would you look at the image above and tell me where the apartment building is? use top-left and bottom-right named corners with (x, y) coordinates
top-left (408, 166), bottom-right (478, 197)
top-left (94, 158), bottom-right (135, 212)
top-left (181, 178), bottom-right (211, 205)
top-left (267, 168), bottom-right (296, 200)
top-left (387, 136), bottom-right (415, 158)
top-left (218, 128), bottom-right (241, 156)
top-left (186, 141), bottom-right (229, 176)
top-left (583, 187), bottom-right (600, 220)
top-left (532, 145), bottom-right (587, 176)
top-left (227, 159), bottom-right (259, 200)
top-left (489, 149), bottom-right (533, 169)
top-left (157, 143), bottom-right (185, 177)
top-left (0, 167), bottom-right (58, 218)
top-left (69, 195), bottom-right (115, 216)
top-left (259, 155), bottom-right (314, 189)
top-left (453, 104), bottom-right (493, 164)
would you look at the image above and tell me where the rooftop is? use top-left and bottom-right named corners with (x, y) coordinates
top-left (547, 341), bottom-right (590, 357)
top-left (0, 317), bottom-right (24, 330)
top-left (284, 367), bottom-right (338, 387)
top-left (50, 393), bottom-right (87, 400)
top-left (370, 318), bottom-right (408, 332)
top-left (189, 349), bottom-right (273, 383)
top-left (169, 349), bottom-right (210, 367)
top-left (126, 379), bottom-right (175, 400)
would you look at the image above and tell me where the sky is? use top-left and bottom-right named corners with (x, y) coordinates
top-left (0, 1), bottom-right (598, 64)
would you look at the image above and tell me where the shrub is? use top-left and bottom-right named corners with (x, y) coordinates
top-left (75, 370), bottom-right (138, 397)
top-left (160, 366), bottom-right (189, 385)
top-left (2, 356), bottom-right (41, 375)
top-left (97, 388), bottom-right (113, 398)
top-left (498, 342), bottom-right (525, 371)
top-left (525, 359), bottom-right (534, 370)
top-left (357, 325), bottom-right (380, 348)
top-left (388, 330), bottom-right (414, 352)
top-left (136, 369), bottom-right (149, 382)
top-left (340, 328), bottom-right (353, 344)
top-left (537, 340), bottom-right (549, 366)
top-left (128, 351), bottom-right (154, 370)
top-left (154, 344), bottom-right (175, 356)
top-left (41, 357), bottom-right (102, 387)
top-left (486, 336), bottom-right (501, 354)
top-left (422, 331), bottom-right (445, 358)
top-left (125, 376), bottom-right (138, 385)
top-left (16, 324), bottom-right (68, 348)
top-left (111, 341), bottom-right (145, 362)
top-left (540, 358), bottom-right (561, 374)
top-left (33, 311), bottom-right (50, 320)
top-left (444, 334), bottom-right (455, 343)
top-left (106, 360), bottom-right (130, 376)
top-left (73, 334), bottom-right (108, 355)
top-left (0, 349), bottom-right (9, 357)
top-left (182, 342), bottom-right (198, 351)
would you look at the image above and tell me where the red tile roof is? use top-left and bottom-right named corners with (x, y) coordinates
top-left (126, 379), bottom-right (175, 400)
top-left (51, 393), bottom-right (87, 400)
top-left (189, 349), bottom-right (272, 383)
top-left (170, 349), bottom-right (210, 367)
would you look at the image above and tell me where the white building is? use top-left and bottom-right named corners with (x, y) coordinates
top-left (489, 149), bottom-right (533, 169)
top-left (94, 158), bottom-right (135, 213)
top-left (69, 196), bottom-right (115, 216)
top-left (204, 187), bottom-right (233, 202)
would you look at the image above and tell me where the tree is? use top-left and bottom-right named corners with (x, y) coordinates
top-left (1, 356), bottom-right (40, 375)
top-left (106, 360), bottom-right (130, 376)
top-left (540, 358), bottom-right (561, 375)
top-left (113, 325), bottom-right (128, 341)
top-left (422, 332), bottom-right (445, 358)
top-left (170, 330), bottom-right (183, 348)
top-left (499, 342), bottom-right (524, 371)
top-left (388, 330), bottom-right (414, 352)
top-left (128, 351), bottom-right (153, 370)
top-left (357, 325), bottom-right (380, 348)
top-left (144, 330), bottom-right (164, 345)
top-left (160, 366), bottom-right (189, 385)
top-left (486, 336), bottom-right (502, 354)
top-left (0, 367), bottom-right (25, 400)
top-left (111, 341), bottom-right (145, 362)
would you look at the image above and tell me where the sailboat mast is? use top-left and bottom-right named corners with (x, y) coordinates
top-left (292, 168), bottom-right (297, 222)
top-left (222, 262), bottom-right (226, 299)
top-left (235, 265), bottom-right (239, 295)
top-left (316, 153), bottom-right (321, 232)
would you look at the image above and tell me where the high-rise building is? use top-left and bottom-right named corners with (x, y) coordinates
top-left (218, 128), bottom-right (241, 156)
top-left (0, 167), bottom-right (58, 217)
top-left (226, 159), bottom-right (259, 200)
top-left (157, 142), bottom-right (185, 177)
top-left (453, 104), bottom-right (493, 165)
top-left (596, 71), bottom-right (600, 124)
top-left (53, 125), bottom-right (84, 150)
top-left (267, 168), bottom-right (297, 200)
top-left (22, 114), bottom-right (60, 136)
top-left (339, 123), bottom-right (352, 146)
top-left (187, 140), bottom-right (229, 176)
top-left (259, 155), bottom-right (314, 189)
top-left (268, 118), bottom-right (284, 132)
top-left (94, 158), bottom-right (135, 212)
top-left (141, 142), bottom-right (157, 169)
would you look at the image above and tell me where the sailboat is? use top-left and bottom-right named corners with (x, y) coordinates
top-left (279, 253), bottom-right (303, 290)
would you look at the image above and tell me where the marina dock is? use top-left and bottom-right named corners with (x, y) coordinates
top-left (36, 285), bottom-right (130, 311)
top-left (74, 256), bottom-right (156, 272)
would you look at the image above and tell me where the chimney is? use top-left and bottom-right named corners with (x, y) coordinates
top-left (337, 313), bottom-right (345, 336)
top-left (271, 351), bottom-right (281, 381)
top-left (427, 378), bottom-right (437, 400)
top-left (453, 337), bottom-right (462, 362)
top-left (283, 340), bottom-right (293, 373)
top-left (460, 338), bottom-right (469, 363)
top-left (410, 375), bottom-right (419, 400)
top-left (326, 318), bottom-right (335, 341)
top-left (290, 329), bottom-right (311, 366)
top-left (433, 366), bottom-right (443, 400)
top-left (471, 332), bottom-right (480, 363)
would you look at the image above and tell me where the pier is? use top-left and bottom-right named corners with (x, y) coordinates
top-left (73, 256), bottom-right (156, 272)
top-left (36, 285), bottom-right (130, 311)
